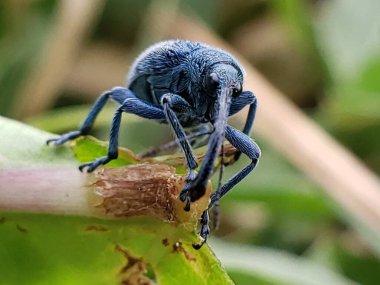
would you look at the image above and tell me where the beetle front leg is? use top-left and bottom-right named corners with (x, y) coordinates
top-left (210, 125), bottom-right (261, 208)
top-left (161, 94), bottom-right (199, 190)
top-left (179, 124), bottom-right (223, 211)
top-left (193, 158), bottom-right (223, 250)
top-left (180, 87), bottom-right (229, 212)
top-left (192, 125), bottom-right (260, 250)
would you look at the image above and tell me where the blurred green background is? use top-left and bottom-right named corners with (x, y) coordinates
top-left (1, 0), bottom-right (380, 284)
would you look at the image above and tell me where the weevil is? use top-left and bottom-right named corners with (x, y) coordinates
top-left (47, 40), bottom-right (261, 248)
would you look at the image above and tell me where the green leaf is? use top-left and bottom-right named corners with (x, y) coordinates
top-left (72, 136), bottom-right (140, 167)
top-left (0, 213), bottom-right (233, 285)
top-left (0, 116), bottom-right (76, 168)
top-left (315, 0), bottom-right (380, 81)
top-left (0, 116), bottom-right (234, 285)
top-left (0, 1), bottom-right (56, 116)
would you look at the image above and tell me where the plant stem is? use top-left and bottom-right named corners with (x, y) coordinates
top-left (0, 168), bottom-right (101, 217)
top-left (0, 164), bottom-right (210, 226)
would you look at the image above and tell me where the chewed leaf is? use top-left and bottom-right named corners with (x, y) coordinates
top-left (92, 164), bottom-right (211, 227)
top-left (0, 213), bottom-right (234, 285)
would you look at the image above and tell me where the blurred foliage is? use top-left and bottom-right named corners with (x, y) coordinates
top-left (314, 0), bottom-right (380, 173)
top-left (1, 0), bottom-right (380, 284)
top-left (0, 0), bottom-right (56, 115)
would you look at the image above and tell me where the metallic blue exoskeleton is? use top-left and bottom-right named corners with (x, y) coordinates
top-left (47, 40), bottom-right (261, 248)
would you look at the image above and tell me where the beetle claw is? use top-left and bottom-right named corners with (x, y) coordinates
top-left (192, 238), bottom-right (206, 250)
top-left (179, 189), bottom-right (191, 211)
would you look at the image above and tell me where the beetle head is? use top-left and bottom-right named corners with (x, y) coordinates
top-left (204, 64), bottom-right (243, 99)
top-left (203, 64), bottom-right (243, 123)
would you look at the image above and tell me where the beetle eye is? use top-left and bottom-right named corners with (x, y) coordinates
top-left (232, 82), bottom-right (242, 97)
top-left (206, 73), bottom-right (219, 97)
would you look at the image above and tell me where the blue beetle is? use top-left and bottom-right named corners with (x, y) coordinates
top-left (48, 40), bottom-right (261, 248)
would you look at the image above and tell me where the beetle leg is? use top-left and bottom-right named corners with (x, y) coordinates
top-left (228, 90), bottom-right (256, 118)
top-left (75, 90), bottom-right (165, 173)
top-left (161, 94), bottom-right (199, 184)
top-left (193, 146), bottom-right (224, 250)
top-left (193, 125), bottom-right (260, 249)
top-left (79, 105), bottom-right (123, 172)
top-left (47, 87), bottom-right (134, 146)
top-left (211, 201), bottom-right (220, 230)
top-left (209, 125), bottom-right (261, 208)
top-left (180, 87), bottom-right (229, 211)
top-left (192, 210), bottom-right (210, 249)
top-left (228, 91), bottom-right (257, 162)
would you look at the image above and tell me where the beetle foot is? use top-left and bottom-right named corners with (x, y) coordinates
top-left (180, 180), bottom-right (207, 212)
top-left (179, 189), bottom-right (191, 212)
top-left (192, 238), bottom-right (206, 250)
top-left (79, 156), bottom-right (110, 173)
top-left (192, 210), bottom-right (210, 249)
top-left (46, 131), bottom-right (82, 146)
